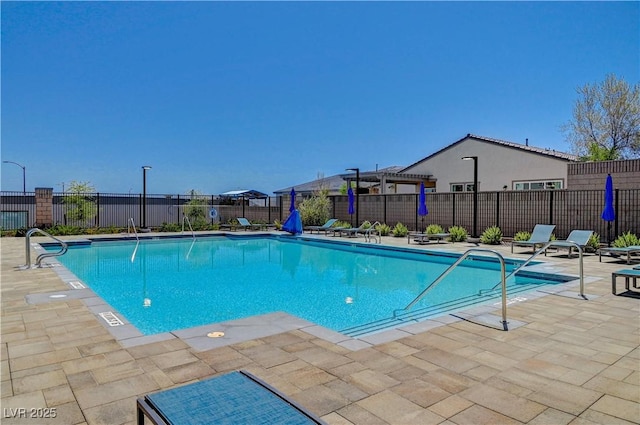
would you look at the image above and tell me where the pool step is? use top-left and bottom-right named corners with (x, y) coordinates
top-left (341, 282), bottom-right (541, 337)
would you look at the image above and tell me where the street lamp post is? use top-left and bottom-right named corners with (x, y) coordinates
top-left (2, 160), bottom-right (26, 194)
top-left (346, 168), bottom-right (360, 225)
top-left (462, 156), bottom-right (478, 238)
top-left (142, 166), bottom-right (152, 230)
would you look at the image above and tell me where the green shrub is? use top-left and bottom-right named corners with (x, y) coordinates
top-left (376, 223), bottom-right (391, 236)
top-left (513, 231), bottom-right (531, 241)
top-left (448, 225), bottom-right (468, 242)
top-left (45, 224), bottom-right (84, 236)
top-left (392, 222), bottom-right (409, 237)
top-left (273, 219), bottom-right (282, 231)
top-left (613, 231), bottom-right (640, 248)
top-left (480, 226), bottom-right (503, 245)
top-left (425, 224), bottom-right (445, 235)
top-left (159, 222), bottom-right (181, 232)
top-left (334, 221), bottom-right (351, 229)
top-left (298, 189), bottom-right (331, 226)
top-left (586, 233), bottom-right (600, 252)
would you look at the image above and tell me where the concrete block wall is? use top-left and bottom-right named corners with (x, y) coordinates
top-left (568, 159), bottom-right (640, 190)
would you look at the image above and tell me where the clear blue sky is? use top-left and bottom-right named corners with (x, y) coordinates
top-left (2, 1), bottom-right (638, 195)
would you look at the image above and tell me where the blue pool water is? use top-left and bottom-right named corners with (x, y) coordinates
top-left (47, 236), bottom-right (570, 336)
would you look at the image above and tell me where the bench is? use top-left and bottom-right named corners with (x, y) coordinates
top-left (611, 269), bottom-right (640, 295)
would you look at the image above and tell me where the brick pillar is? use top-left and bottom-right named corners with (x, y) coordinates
top-left (35, 187), bottom-right (53, 227)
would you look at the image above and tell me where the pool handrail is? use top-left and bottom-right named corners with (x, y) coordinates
top-left (365, 222), bottom-right (381, 244)
top-left (481, 240), bottom-right (585, 299)
top-left (128, 218), bottom-right (140, 262)
top-left (24, 228), bottom-right (68, 269)
top-left (396, 248), bottom-right (509, 330)
top-left (182, 214), bottom-right (196, 239)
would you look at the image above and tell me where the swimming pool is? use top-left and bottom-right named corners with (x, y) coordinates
top-left (46, 235), bottom-right (571, 336)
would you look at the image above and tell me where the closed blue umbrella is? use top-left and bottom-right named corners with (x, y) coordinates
top-left (418, 182), bottom-right (428, 232)
top-left (347, 186), bottom-right (355, 226)
top-left (601, 174), bottom-right (615, 246)
top-left (282, 209), bottom-right (303, 235)
top-left (289, 188), bottom-right (296, 213)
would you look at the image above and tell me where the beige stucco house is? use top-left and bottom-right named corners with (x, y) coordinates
top-left (400, 134), bottom-right (578, 192)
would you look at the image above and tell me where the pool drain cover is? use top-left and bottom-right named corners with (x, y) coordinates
top-left (207, 331), bottom-right (225, 338)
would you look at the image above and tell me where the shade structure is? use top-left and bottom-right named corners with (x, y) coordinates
top-left (282, 209), bottom-right (303, 235)
top-left (347, 187), bottom-right (355, 216)
top-left (289, 188), bottom-right (296, 213)
top-left (418, 182), bottom-right (428, 232)
top-left (601, 174), bottom-right (615, 246)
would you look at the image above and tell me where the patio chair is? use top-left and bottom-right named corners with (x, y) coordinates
top-left (599, 245), bottom-right (640, 265)
top-left (338, 222), bottom-right (371, 238)
top-left (137, 370), bottom-right (326, 425)
top-left (304, 218), bottom-right (338, 234)
top-left (237, 217), bottom-right (265, 231)
top-left (511, 224), bottom-right (556, 253)
top-left (611, 269), bottom-right (640, 295)
top-left (545, 230), bottom-right (593, 258)
top-left (408, 231), bottom-right (451, 245)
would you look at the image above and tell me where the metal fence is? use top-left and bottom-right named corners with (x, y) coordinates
top-left (1, 189), bottom-right (638, 243)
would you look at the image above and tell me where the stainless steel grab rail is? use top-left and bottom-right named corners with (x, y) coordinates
top-left (24, 228), bottom-right (68, 269)
top-left (396, 248), bottom-right (509, 330)
top-left (483, 240), bottom-right (585, 299)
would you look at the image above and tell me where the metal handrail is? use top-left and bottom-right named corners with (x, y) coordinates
top-left (483, 240), bottom-right (585, 299)
top-left (24, 228), bottom-right (68, 269)
top-left (365, 221), bottom-right (381, 243)
top-left (396, 248), bottom-right (509, 330)
top-left (128, 218), bottom-right (140, 262)
top-left (128, 218), bottom-right (139, 240)
top-left (182, 214), bottom-right (196, 239)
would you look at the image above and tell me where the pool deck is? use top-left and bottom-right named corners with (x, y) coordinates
top-left (1, 233), bottom-right (638, 424)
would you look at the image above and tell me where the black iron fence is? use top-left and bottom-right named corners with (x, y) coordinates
top-left (1, 189), bottom-right (638, 244)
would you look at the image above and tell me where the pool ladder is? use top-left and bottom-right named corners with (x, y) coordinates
top-left (364, 221), bottom-right (381, 243)
top-left (23, 228), bottom-right (68, 269)
top-left (395, 243), bottom-right (585, 331)
top-left (129, 218), bottom-right (140, 262)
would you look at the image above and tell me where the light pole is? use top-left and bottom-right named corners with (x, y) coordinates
top-left (3, 160), bottom-right (26, 194)
top-left (346, 168), bottom-right (360, 225)
top-left (142, 166), bottom-right (152, 230)
top-left (462, 156), bottom-right (478, 238)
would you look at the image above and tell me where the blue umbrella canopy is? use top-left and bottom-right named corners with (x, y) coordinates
top-left (601, 174), bottom-right (615, 221)
top-left (282, 209), bottom-right (302, 235)
top-left (289, 188), bottom-right (296, 213)
top-left (418, 182), bottom-right (428, 216)
top-left (348, 186), bottom-right (355, 215)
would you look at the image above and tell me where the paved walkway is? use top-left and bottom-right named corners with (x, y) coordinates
top-left (1, 233), bottom-right (638, 424)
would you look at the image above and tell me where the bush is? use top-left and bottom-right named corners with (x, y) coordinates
top-left (159, 222), bottom-right (181, 232)
top-left (448, 225), bottom-right (468, 242)
top-left (45, 224), bottom-right (85, 236)
top-left (613, 231), bottom-right (640, 248)
top-left (513, 231), bottom-right (531, 241)
top-left (376, 223), bottom-right (391, 236)
top-left (334, 221), bottom-right (351, 229)
top-left (425, 224), bottom-right (445, 234)
top-left (392, 222), bottom-right (408, 237)
top-left (586, 233), bottom-right (600, 252)
top-left (480, 226), bottom-right (503, 245)
top-left (298, 189), bottom-right (331, 226)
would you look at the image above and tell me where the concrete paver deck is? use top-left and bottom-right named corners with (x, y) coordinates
top-left (1, 233), bottom-right (638, 424)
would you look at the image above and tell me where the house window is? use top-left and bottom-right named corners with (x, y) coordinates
top-left (514, 180), bottom-right (563, 190)
top-left (451, 183), bottom-right (476, 192)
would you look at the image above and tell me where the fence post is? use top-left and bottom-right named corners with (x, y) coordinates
top-left (452, 193), bottom-right (456, 228)
top-left (35, 188), bottom-right (53, 227)
top-left (96, 192), bottom-right (100, 228)
top-left (615, 188), bottom-right (619, 240)
top-left (495, 191), bottom-right (500, 228)
top-left (548, 190), bottom-right (554, 224)
top-left (383, 194), bottom-right (387, 225)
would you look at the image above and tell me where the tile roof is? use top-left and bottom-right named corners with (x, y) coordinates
top-left (401, 133), bottom-right (578, 172)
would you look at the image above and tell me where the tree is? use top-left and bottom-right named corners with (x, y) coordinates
top-left (564, 74), bottom-right (640, 160)
top-left (63, 181), bottom-right (97, 226)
